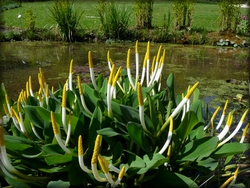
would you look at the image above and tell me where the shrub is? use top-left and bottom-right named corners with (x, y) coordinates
top-left (96, 1), bottom-right (131, 40)
top-left (0, 42), bottom-right (249, 187)
top-left (236, 14), bottom-right (250, 36)
top-left (49, 0), bottom-right (83, 42)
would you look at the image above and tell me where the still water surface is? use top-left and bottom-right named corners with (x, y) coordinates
top-left (0, 41), bottom-right (249, 113)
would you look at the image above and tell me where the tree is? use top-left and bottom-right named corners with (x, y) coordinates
top-left (134, 0), bottom-right (154, 29)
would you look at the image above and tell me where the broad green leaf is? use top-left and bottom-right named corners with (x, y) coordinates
top-left (97, 127), bottom-right (121, 137)
top-left (44, 153), bottom-right (72, 165)
top-left (127, 122), bottom-right (151, 152)
top-left (175, 111), bottom-right (200, 142)
top-left (39, 165), bottom-right (71, 173)
top-left (177, 136), bottom-right (219, 161)
top-left (4, 135), bottom-right (37, 153)
top-left (166, 73), bottom-right (175, 105)
top-left (137, 153), bottom-right (168, 174)
top-left (112, 142), bottom-right (123, 163)
top-left (211, 143), bottom-right (250, 159)
top-left (124, 150), bottom-right (145, 171)
top-left (194, 157), bottom-right (218, 172)
top-left (23, 105), bottom-right (44, 128)
top-left (146, 169), bottom-right (199, 188)
top-left (47, 180), bottom-right (70, 188)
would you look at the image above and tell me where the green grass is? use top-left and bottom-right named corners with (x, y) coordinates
top-left (2, 0), bottom-right (249, 32)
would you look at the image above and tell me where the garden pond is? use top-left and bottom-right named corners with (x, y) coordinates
top-left (0, 41), bottom-right (249, 124)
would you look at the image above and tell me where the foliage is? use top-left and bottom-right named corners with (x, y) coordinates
top-left (219, 0), bottom-right (241, 32)
top-left (24, 8), bottom-right (36, 31)
top-left (134, 0), bottom-right (154, 29)
top-left (96, 1), bottom-right (131, 40)
top-left (0, 0), bottom-right (21, 11)
top-left (236, 14), bottom-right (250, 36)
top-left (172, 0), bottom-right (195, 30)
top-left (49, 0), bottom-right (83, 42)
top-left (0, 42), bottom-right (249, 188)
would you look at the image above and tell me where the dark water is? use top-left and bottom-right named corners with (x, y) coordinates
top-left (0, 41), bottom-right (249, 113)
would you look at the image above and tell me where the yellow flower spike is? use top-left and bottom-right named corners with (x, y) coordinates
top-left (88, 51), bottom-right (93, 68)
top-left (138, 82), bottom-right (151, 135)
top-left (98, 155), bottom-right (114, 185)
top-left (91, 134), bottom-right (101, 165)
top-left (98, 155), bottom-right (109, 174)
top-left (78, 135), bottom-right (84, 156)
top-left (88, 51), bottom-right (98, 90)
top-left (112, 67), bottom-right (122, 88)
top-left (51, 111), bottom-right (74, 155)
top-left (156, 45), bottom-right (162, 63)
top-left (216, 100), bottom-right (229, 130)
top-left (28, 76), bottom-right (34, 97)
top-left (5, 94), bottom-right (11, 114)
top-left (146, 41), bottom-right (150, 60)
top-left (113, 166), bottom-right (126, 187)
top-left (126, 49), bottom-right (135, 89)
top-left (240, 123), bottom-right (249, 143)
top-left (3, 104), bottom-right (9, 118)
top-left (118, 166), bottom-right (126, 179)
top-left (126, 48), bottom-right (131, 69)
top-left (62, 84), bottom-right (67, 108)
top-left (135, 40), bottom-right (139, 82)
top-left (68, 59), bottom-right (73, 91)
top-left (77, 76), bottom-right (83, 95)
top-left (51, 86), bottom-right (54, 94)
top-left (167, 144), bottom-right (171, 159)
top-left (186, 82), bottom-right (199, 99)
top-left (61, 83), bottom-right (68, 132)
top-left (78, 135), bottom-right (92, 173)
top-left (159, 116), bottom-right (173, 154)
top-left (26, 81), bottom-right (30, 98)
top-left (108, 64), bottom-right (116, 85)
top-left (51, 111), bottom-right (59, 135)
top-left (220, 167), bottom-right (239, 188)
top-left (140, 51), bottom-right (147, 85)
top-left (11, 107), bottom-right (20, 124)
top-left (137, 82), bottom-right (144, 106)
top-left (219, 109), bottom-right (249, 146)
top-left (204, 106), bottom-right (220, 131)
top-left (217, 112), bottom-right (233, 141)
top-left (91, 135), bottom-right (107, 182)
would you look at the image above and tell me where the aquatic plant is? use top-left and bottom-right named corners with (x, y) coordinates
top-left (0, 41), bottom-right (249, 188)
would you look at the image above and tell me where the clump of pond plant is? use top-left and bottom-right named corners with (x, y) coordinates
top-left (0, 42), bottom-right (249, 187)
top-left (49, 0), bottom-right (83, 42)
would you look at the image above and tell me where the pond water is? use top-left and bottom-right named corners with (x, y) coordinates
top-left (0, 41), bottom-right (249, 123)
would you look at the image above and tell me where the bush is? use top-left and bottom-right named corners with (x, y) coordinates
top-left (49, 0), bottom-right (83, 42)
top-left (96, 1), bottom-right (131, 40)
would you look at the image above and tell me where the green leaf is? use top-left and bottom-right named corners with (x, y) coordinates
top-left (23, 105), bottom-right (44, 128)
top-left (137, 153), bottom-right (168, 174)
top-left (166, 73), bottom-right (175, 105)
top-left (177, 136), bottom-right (219, 161)
top-left (112, 142), bottom-right (123, 163)
top-left (97, 127), bottom-right (121, 137)
top-left (147, 169), bottom-right (199, 188)
top-left (175, 111), bottom-right (200, 142)
top-left (47, 180), bottom-right (70, 188)
top-left (44, 153), bottom-right (72, 165)
top-left (127, 122), bottom-right (151, 152)
top-left (211, 143), bottom-right (250, 159)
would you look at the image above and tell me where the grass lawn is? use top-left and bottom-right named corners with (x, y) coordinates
top-left (2, 0), bottom-right (249, 32)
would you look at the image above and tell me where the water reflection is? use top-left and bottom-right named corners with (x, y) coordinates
top-left (0, 41), bottom-right (249, 111)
